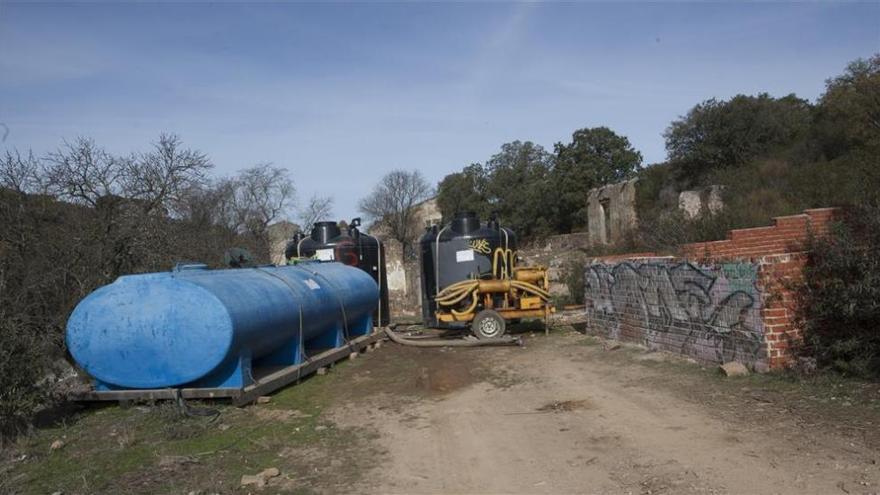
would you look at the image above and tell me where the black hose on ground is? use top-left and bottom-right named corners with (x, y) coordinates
top-left (385, 324), bottom-right (522, 348)
top-left (172, 388), bottom-right (220, 419)
top-left (389, 326), bottom-right (469, 340)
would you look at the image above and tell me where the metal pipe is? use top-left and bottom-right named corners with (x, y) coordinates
top-left (385, 325), bottom-right (521, 347)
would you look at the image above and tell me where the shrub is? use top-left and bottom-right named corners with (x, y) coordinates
top-left (634, 209), bottom-right (736, 255)
top-left (797, 205), bottom-right (880, 378)
top-left (0, 316), bottom-right (52, 439)
top-left (558, 257), bottom-right (587, 306)
top-left (634, 162), bottom-right (680, 218)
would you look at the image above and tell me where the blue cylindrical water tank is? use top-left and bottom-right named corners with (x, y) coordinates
top-left (66, 262), bottom-right (378, 390)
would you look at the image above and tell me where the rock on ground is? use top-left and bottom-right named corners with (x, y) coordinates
top-left (720, 361), bottom-right (749, 377)
top-left (240, 467), bottom-right (280, 488)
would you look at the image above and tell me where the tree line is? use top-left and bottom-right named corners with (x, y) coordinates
top-left (635, 53), bottom-right (879, 251)
top-left (412, 53), bottom-right (879, 246)
top-left (434, 128), bottom-right (642, 240)
top-left (353, 127), bottom-right (645, 252)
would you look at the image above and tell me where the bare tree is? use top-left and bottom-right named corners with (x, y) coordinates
top-left (41, 134), bottom-right (219, 278)
top-left (44, 134), bottom-right (211, 216)
top-left (359, 169), bottom-right (433, 254)
top-left (176, 178), bottom-right (237, 229)
top-left (174, 164), bottom-right (295, 261)
top-left (297, 193), bottom-right (334, 231)
top-left (127, 133), bottom-right (213, 216)
top-left (45, 137), bottom-right (122, 206)
top-left (0, 149), bottom-right (43, 194)
top-left (231, 163), bottom-right (296, 243)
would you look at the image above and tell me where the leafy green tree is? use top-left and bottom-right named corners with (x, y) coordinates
top-left (436, 163), bottom-right (489, 222)
top-left (813, 54), bottom-right (880, 160)
top-left (436, 142), bottom-right (555, 240)
top-left (664, 93), bottom-right (812, 180)
top-left (553, 127), bottom-right (643, 233)
top-left (483, 141), bottom-right (555, 239)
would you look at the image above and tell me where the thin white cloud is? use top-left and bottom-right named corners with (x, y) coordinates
top-left (464, 2), bottom-right (536, 95)
top-left (0, 26), bottom-right (108, 85)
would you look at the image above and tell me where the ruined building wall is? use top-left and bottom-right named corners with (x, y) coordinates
top-left (678, 185), bottom-right (725, 219)
top-left (267, 221), bottom-right (299, 265)
top-left (371, 198), bottom-right (441, 318)
top-left (585, 178), bottom-right (639, 245)
top-left (519, 232), bottom-right (591, 297)
top-left (585, 178), bottom-right (727, 245)
top-left (382, 238), bottom-right (422, 317)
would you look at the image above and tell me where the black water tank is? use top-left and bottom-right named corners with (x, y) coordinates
top-left (285, 219), bottom-right (390, 327)
top-left (419, 211), bottom-right (517, 327)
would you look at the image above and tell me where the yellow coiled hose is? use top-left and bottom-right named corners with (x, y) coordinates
top-left (492, 248), bottom-right (516, 279)
top-left (451, 291), bottom-right (480, 317)
top-left (434, 277), bottom-right (550, 320)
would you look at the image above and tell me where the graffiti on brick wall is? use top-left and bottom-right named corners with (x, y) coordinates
top-left (585, 261), bottom-right (764, 365)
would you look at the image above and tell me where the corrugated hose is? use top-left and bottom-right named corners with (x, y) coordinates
top-left (385, 324), bottom-right (522, 347)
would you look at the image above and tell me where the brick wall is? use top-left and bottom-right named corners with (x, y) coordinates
top-left (585, 208), bottom-right (839, 369)
top-left (682, 208), bottom-right (836, 260)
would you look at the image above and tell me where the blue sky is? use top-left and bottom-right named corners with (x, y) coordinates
top-left (1, 2), bottom-right (878, 220)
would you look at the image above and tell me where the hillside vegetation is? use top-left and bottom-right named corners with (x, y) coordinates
top-left (436, 54), bottom-right (879, 250)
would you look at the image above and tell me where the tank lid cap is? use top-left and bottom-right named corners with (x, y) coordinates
top-left (311, 221), bottom-right (342, 243)
top-left (451, 211), bottom-right (481, 234)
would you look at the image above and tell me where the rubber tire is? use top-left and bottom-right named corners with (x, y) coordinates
top-left (471, 309), bottom-right (506, 339)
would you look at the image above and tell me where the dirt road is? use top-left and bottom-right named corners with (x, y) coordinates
top-left (333, 329), bottom-right (880, 495)
top-left (8, 326), bottom-right (880, 494)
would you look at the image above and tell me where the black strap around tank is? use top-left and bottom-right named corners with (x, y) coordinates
top-left (256, 265), bottom-right (355, 348)
top-left (300, 267), bottom-right (354, 349)
top-left (253, 267), bottom-right (313, 362)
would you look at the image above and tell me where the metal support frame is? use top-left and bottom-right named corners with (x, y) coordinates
top-left (68, 331), bottom-right (384, 406)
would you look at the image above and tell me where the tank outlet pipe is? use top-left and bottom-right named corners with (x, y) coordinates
top-left (385, 325), bottom-right (522, 348)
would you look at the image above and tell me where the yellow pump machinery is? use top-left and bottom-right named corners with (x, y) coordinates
top-left (419, 212), bottom-right (554, 339)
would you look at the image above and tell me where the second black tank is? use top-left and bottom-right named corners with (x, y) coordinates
top-left (285, 219), bottom-right (390, 327)
top-left (419, 211), bottom-right (517, 327)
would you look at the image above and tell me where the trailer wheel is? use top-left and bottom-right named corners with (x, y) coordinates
top-left (472, 309), bottom-right (506, 339)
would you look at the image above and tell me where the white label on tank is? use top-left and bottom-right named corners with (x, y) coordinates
top-left (304, 278), bottom-right (321, 290)
top-left (456, 249), bottom-right (474, 263)
top-left (315, 248), bottom-right (335, 261)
